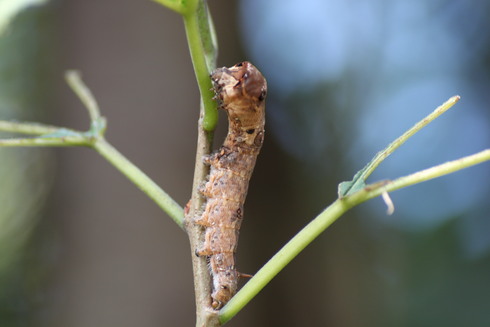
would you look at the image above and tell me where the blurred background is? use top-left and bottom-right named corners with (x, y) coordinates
top-left (1, 0), bottom-right (489, 326)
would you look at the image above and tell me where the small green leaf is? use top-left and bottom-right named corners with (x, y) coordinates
top-left (338, 167), bottom-right (367, 198)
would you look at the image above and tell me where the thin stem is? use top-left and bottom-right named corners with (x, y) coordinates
top-left (65, 71), bottom-right (101, 122)
top-left (219, 200), bottom-right (348, 324)
top-left (363, 96), bottom-right (460, 178)
top-left (219, 148), bottom-right (490, 323)
top-left (63, 69), bottom-right (186, 225)
top-left (340, 95), bottom-right (461, 196)
top-left (183, 7), bottom-right (218, 131)
top-left (0, 127), bottom-right (185, 227)
top-left (349, 148), bottom-right (490, 203)
top-left (93, 137), bottom-right (185, 228)
top-left (1, 100), bottom-right (184, 229)
top-left (179, 1), bottom-right (220, 325)
top-left (185, 117), bottom-right (218, 326)
top-left (0, 120), bottom-right (66, 135)
top-left (0, 135), bottom-right (89, 147)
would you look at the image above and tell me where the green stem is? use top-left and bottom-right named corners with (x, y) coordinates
top-left (0, 135), bottom-right (89, 147)
top-left (63, 67), bottom-right (185, 227)
top-left (93, 137), bottom-right (185, 228)
top-left (178, 2), bottom-right (220, 325)
top-left (0, 120), bottom-right (65, 135)
top-left (65, 71), bottom-right (102, 122)
top-left (0, 119), bottom-right (184, 228)
top-left (219, 200), bottom-right (347, 324)
top-left (363, 95), bottom-right (461, 178)
top-left (219, 148), bottom-right (490, 323)
top-left (357, 148), bottom-right (490, 200)
top-left (340, 95), bottom-right (461, 196)
top-left (183, 7), bottom-right (218, 131)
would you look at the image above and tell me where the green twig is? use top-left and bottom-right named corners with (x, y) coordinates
top-left (65, 70), bottom-right (101, 122)
top-left (219, 199), bottom-right (346, 324)
top-left (364, 95), bottom-right (461, 178)
top-left (155, 0), bottom-right (218, 131)
top-left (93, 138), bottom-right (184, 228)
top-left (339, 95), bottom-right (461, 197)
top-left (181, 2), bottom-right (221, 325)
top-left (182, 2), bottom-right (220, 324)
top-left (154, 0), bottom-right (220, 324)
top-left (0, 121), bottom-right (185, 228)
top-left (65, 70), bottom-right (185, 227)
top-left (0, 120), bottom-right (64, 135)
top-left (183, 2), bottom-right (218, 131)
top-left (1, 68), bottom-right (185, 228)
top-left (219, 148), bottom-right (490, 323)
top-left (0, 135), bottom-right (89, 147)
top-left (357, 148), bottom-right (490, 200)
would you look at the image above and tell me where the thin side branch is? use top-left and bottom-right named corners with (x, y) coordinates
top-left (219, 148), bottom-right (490, 323)
top-left (357, 148), bottom-right (490, 201)
top-left (94, 138), bottom-right (185, 228)
top-left (0, 135), bottom-right (89, 147)
top-left (339, 95), bottom-right (460, 196)
top-left (1, 70), bottom-right (185, 228)
top-left (65, 70), bottom-right (101, 122)
top-left (363, 95), bottom-right (461, 179)
top-left (0, 120), bottom-right (64, 135)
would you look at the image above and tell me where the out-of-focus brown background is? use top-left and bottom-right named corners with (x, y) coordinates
top-left (1, 1), bottom-right (489, 326)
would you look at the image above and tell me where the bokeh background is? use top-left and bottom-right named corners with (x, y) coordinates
top-left (1, 0), bottom-right (489, 326)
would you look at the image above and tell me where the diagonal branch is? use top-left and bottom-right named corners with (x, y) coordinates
top-left (0, 120), bottom-right (65, 135)
top-left (339, 95), bottom-right (461, 197)
top-left (0, 71), bottom-right (185, 228)
top-left (219, 148), bottom-right (490, 324)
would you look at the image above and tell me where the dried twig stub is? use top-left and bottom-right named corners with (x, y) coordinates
top-left (194, 62), bottom-right (267, 309)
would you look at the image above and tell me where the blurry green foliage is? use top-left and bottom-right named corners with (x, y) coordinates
top-left (0, 3), bottom-right (54, 326)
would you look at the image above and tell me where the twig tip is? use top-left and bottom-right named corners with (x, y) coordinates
top-left (64, 70), bottom-right (81, 80)
top-left (451, 95), bottom-right (461, 103)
